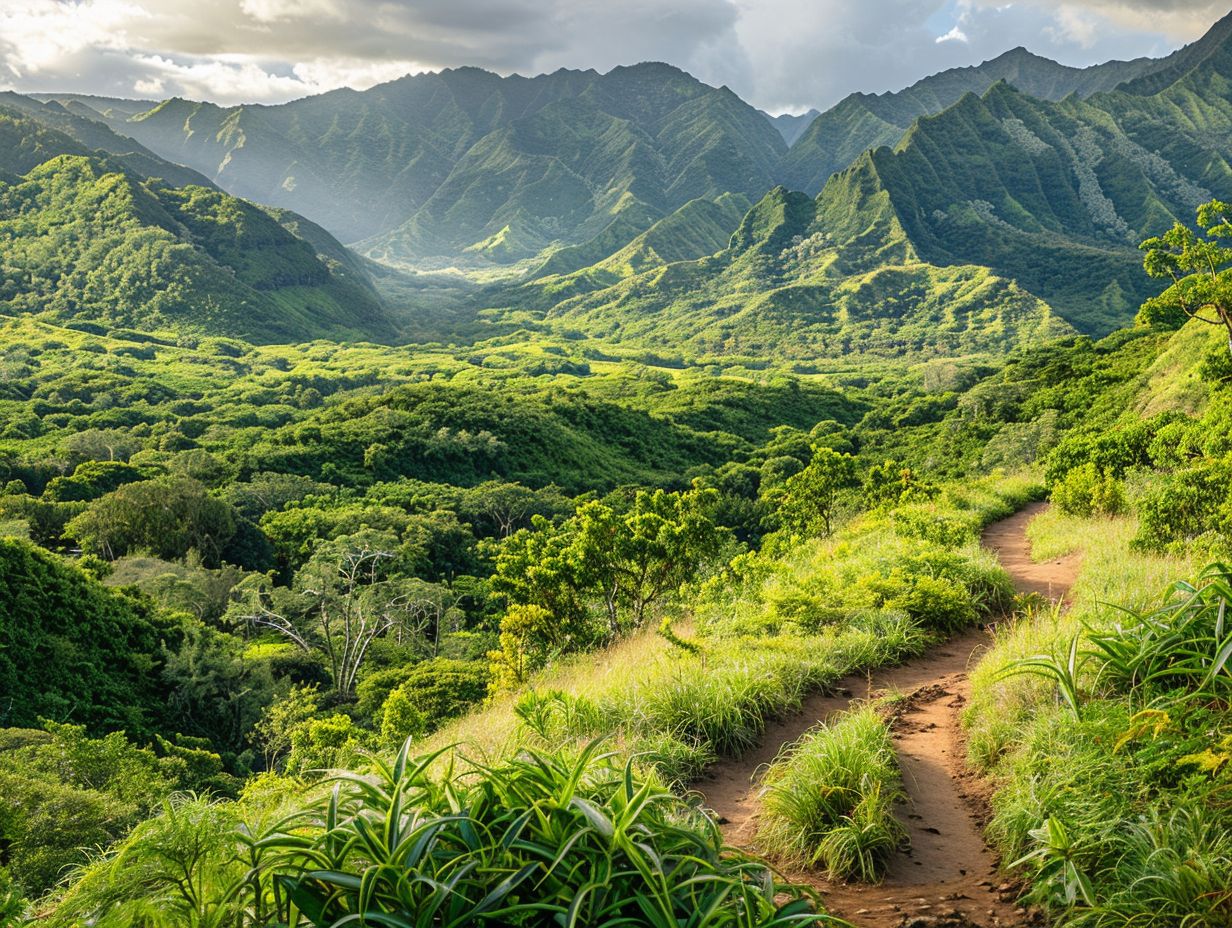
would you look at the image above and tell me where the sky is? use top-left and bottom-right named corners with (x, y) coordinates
top-left (0, 0), bottom-right (1228, 114)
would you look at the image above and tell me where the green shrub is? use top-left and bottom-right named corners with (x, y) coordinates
top-left (1052, 463), bottom-right (1126, 518)
top-left (263, 741), bottom-right (825, 927)
top-left (1133, 458), bottom-right (1232, 551)
top-left (284, 714), bottom-right (368, 775)
top-left (891, 574), bottom-right (978, 634)
top-left (378, 685), bottom-right (428, 743)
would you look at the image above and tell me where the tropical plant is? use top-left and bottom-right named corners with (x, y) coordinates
top-left (262, 740), bottom-right (831, 927)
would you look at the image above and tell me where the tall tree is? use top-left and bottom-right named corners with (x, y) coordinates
top-left (236, 531), bottom-right (432, 697)
top-left (774, 446), bottom-right (857, 538)
top-left (573, 488), bottom-right (726, 634)
top-left (1140, 200), bottom-right (1232, 354)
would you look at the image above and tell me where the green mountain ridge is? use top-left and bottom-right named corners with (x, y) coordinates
top-left (81, 63), bottom-right (786, 269)
top-left (779, 13), bottom-right (1232, 196)
top-left (494, 31), bottom-right (1232, 360)
top-left (0, 106), bottom-right (394, 342)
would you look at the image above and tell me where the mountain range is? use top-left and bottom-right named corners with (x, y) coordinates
top-left (6, 8), bottom-right (1232, 355)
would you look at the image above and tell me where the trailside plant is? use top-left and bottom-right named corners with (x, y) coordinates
top-left (262, 739), bottom-right (832, 928)
top-left (756, 707), bottom-right (906, 882)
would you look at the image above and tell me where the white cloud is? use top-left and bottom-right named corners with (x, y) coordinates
top-left (0, 0), bottom-right (1224, 110)
top-left (1047, 6), bottom-right (1099, 47)
top-left (239, 0), bottom-right (342, 24)
top-left (0, 0), bottom-right (146, 75)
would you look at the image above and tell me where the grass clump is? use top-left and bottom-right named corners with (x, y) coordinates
top-left (756, 707), bottom-right (906, 882)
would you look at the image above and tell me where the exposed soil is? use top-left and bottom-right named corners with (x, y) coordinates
top-left (695, 503), bottom-right (1079, 928)
top-left (980, 502), bottom-right (1080, 601)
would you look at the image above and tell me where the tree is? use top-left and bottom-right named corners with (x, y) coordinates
top-left (65, 476), bottom-right (237, 565)
top-left (774, 446), bottom-right (857, 537)
top-left (160, 626), bottom-right (276, 759)
top-left (237, 531), bottom-right (432, 697)
top-left (250, 685), bottom-right (321, 772)
top-left (1140, 200), bottom-right (1232, 354)
top-left (572, 488), bottom-right (726, 634)
top-left (863, 459), bottom-right (935, 508)
top-left (487, 604), bottom-right (558, 692)
top-left (458, 481), bottom-right (571, 538)
top-left (489, 516), bottom-right (590, 636)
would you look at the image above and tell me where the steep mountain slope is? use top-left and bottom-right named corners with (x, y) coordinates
top-left (101, 64), bottom-right (787, 267)
top-left (524, 186), bottom-right (1075, 360)
top-left (512, 192), bottom-right (752, 307)
top-left (851, 80), bottom-right (1229, 334)
top-left (0, 92), bottom-right (212, 188)
top-left (0, 108), bottom-right (393, 342)
top-left (505, 23), bottom-right (1232, 360)
top-left (778, 14), bottom-right (1232, 195)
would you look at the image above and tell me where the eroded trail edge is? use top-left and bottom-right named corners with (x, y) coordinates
top-left (697, 501), bottom-right (1079, 928)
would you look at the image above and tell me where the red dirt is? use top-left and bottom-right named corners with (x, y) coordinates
top-left (980, 502), bottom-right (1079, 601)
top-left (694, 504), bottom-right (1079, 928)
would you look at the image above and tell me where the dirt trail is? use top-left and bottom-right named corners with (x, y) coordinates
top-left (697, 503), bottom-right (1079, 928)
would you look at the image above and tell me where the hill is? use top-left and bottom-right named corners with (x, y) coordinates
top-left (496, 20), bottom-right (1232, 357)
top-left (0, 107), bottom-right (394, 342)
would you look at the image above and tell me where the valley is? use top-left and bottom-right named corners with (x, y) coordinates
top-left (2, 6), bottom-right (1232, 928)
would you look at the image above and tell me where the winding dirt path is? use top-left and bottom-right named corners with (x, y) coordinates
top-left (697, 502), bottom-right (1080, 928)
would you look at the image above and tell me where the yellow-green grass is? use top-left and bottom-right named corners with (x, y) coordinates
top-left (420, 474), bottom-right (1037, 782)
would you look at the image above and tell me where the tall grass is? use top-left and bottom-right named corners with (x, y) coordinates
top-left (756, 708), bottom-right (906, 882)
top-left (967, 506), bottom-right (1232, 926)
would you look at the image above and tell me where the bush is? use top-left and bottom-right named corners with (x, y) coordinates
top-left (1133, 458), bottom-right (1232, 550)
top-left (262, 741), bottom-right (824, 926)
top-left (357, 658), bottom-right (489, 731)
top-left (892, 574), bottom-right (978, 634)
top-left (1052, 463), bottom-right (1125, 518)
top-left (378, 685), bottom-right (428, 742)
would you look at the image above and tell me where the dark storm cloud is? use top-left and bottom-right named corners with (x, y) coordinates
top-left (0, 0), bottom-right (1225, 111)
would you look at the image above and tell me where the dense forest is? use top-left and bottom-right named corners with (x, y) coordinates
top-left (3, 9), bottom-right (1232, 928)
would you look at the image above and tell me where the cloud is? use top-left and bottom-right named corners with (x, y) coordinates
top-left (0, 0), bottom-right (1224, 110)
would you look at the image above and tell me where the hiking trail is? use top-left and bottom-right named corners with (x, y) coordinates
top-left (697, 501), bottom-right (1080, 928)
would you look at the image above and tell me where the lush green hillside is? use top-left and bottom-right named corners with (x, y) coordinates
top-left (512, 192), bottom-right (751, 306)
top-left (487, 181), bottom-right (1073, 360)
top-left (497, 30), bottom-right (1232, 357)
top-left (0, 92), bottom-right (211, 188)
top-left (830, 78), bottom-right (1229, 335)
top-left (0, 109), bottom-right (393, 342)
